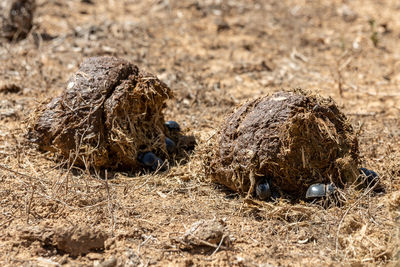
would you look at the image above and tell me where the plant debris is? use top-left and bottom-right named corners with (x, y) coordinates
top-left (19, 225), bottom-right (108, 256)
top-left (206, 90), bottom-right (360, 199)
top-left (28, 56), bottom-right (194, 170)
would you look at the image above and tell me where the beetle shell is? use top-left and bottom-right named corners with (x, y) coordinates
top-left (165, 137), bottom-right (176, 154)
top-left (256, 181), bottom-right (271, 200)
top-left (360, 168), bottom-right (379, 183)
top-left (151, 157), bottom-right (165, 171)
top-left (305, 183), bottom-right (337, 199)
top-left (139, 152), bottom-right (157, 167)
top-left (165, 120), bottom-right (181, 131)
top-left (326, 183), bottom-right (336, 194)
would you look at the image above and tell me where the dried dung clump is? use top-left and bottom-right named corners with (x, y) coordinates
top-left (0, 0), bottom-right (35, 41)
top-left (29, 56), bottom-right (177, 170)
top-left (19, 225), bottom-right (108, 256)
top-left (206, 90), bottom-right (359, 198)
top-left (54, 226), bottom-right (108, 256)
top-left (177, 219), bottom-right (229, 252)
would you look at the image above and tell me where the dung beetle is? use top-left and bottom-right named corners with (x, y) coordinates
top-left (256, 180), bottom-right (272, 200)
top-left (165, 137), bottom-right (176, 154)
top-left (165, 120), bottom-right (181, 131)
top-left (138, 152), bottom-right (157, 167)
top-left (151, 157), bottom-right (165, 171)
top-left (138, 152), bottom-right (166, 172)
top-left (360, 168), bottom-right (379, 185)
top-left (306, 183), bottom-right (336, 199)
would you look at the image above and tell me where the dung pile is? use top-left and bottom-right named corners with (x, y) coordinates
top-left (28, 56), bottom-right (192, 170)
top-left (205, 90), bottom-right (360, 199)
top-left (0, 0), bottom-right (35, 41)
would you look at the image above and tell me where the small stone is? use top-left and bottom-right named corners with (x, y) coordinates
top-left (87, 252), bottom-right (103, 260)
top-left (337, 4), bottom-right (358, 23)
top-left (96, 257), bottom-right (117, 267)
top-left (53, 226), bottom-right (108, 256)
top-left (181, 219), bottom-right (228, 249)
top-left (0, 83), bottom-right (22, 94)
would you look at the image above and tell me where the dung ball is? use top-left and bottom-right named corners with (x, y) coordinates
top-left (0, 0), bottom-right (35, 41)
top-left (206, 90), bottom-right (359, 198)
top-left (28, 56), bottom-right (176, 170)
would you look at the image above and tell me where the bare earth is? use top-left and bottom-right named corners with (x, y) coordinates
top-left (0, 0), bottom-right (399, 266)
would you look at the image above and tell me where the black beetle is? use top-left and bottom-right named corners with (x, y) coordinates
top-left (256, 180), bottom-right (272, 200)
top-left (138, 152), bottom-right (157, 167)
top-left (151, 157), bottom-right (165, 171)
top-left (165, 137), bottom-right (176, 154)
top-left (360, 168), bottom-right (379, 185)
top-left (306, 183), bottom-right (336, 199)
top-left (165, 121), bottom-right (181, 131)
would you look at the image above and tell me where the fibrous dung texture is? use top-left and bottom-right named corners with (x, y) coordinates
top-left (206, 90), bottom-right (359, 198)
top-left (29, 56), bottom-right (174, 170)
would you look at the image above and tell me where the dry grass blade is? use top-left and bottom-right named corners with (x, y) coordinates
top-left (0, 0), bottom-right (399, 266)
top-left (335, 183), bottom-right (379, 254)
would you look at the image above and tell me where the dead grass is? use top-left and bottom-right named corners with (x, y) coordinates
top-left (0, 0), bottom-right (399, 266)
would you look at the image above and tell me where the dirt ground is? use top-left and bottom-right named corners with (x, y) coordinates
top-left (0, 0), bottom-right (399, 266)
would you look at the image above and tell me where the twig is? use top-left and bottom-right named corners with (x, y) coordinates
top-left (26, 186), bottom-right (35, 223)
top-left (365, 92), bottom-right (400, 97)
top-left (137, 235), bottom-right (153, 255)
top-left (0, 163), bottom-right (36, 180)
top-left (210, 235), bottom-right (226, 256)
top-left (347, 112), bottom-right (377, 117)
top-left (105, 170), bottom-right (115, 237)
top-left (134, 175), bottom-right (152, 190)
top-left (0, 217), bottom-right (14, 227)
top-left (336, 60), bottom-right (343, 98)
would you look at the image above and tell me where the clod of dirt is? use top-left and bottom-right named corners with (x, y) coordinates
top-left (206, 90), bottom-right (359, 199)
top-left (19, 225), bottom-right (55, 246)
top-left (54, 226), bottom-right (108, 256)
top-left (28, 56), bottom-right (184, 170)
top-left (0, 0), bottom-right (35, 41)
top-left (0, 83), bottom-right (22, 94)
top-left (0, 99), bottom-right (22, 119)
top-left (95, 257), bottom-right (117, 267)
top-left (19, 225), bottom-right (108, 256)
top-left (179, 219), bottom-right (228, 251)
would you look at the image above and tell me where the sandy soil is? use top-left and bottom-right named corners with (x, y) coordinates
top-left (0, 0), bottom-right (399, 266)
